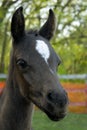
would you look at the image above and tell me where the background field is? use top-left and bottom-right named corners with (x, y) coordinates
top-left (33, 109), bottom-right (87, 130)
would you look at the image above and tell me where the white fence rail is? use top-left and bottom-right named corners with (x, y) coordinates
top-left (0, 74), bottom-right (7, 79)
top-left (58, 74), bottom-right (87, 80)
top-left (58, 74), bottom-right (87, 84)
top-left (0, 73), bottom-right (87, 82)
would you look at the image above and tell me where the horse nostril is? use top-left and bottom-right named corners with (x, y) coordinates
top-left (47, 91), bottom-right (68, 108)
top-left (47, 92), bottom-right (55, 102)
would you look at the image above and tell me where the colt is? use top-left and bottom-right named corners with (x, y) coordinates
top-left (0, 7), bottom-right (68, 130)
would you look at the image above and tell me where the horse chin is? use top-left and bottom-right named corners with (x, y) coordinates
top-left (46, 111), bottom-right (66, 121)
top-left (43, 102), bottom-right (68, 121)
top-left (28, 95), bottom-right (67, 122)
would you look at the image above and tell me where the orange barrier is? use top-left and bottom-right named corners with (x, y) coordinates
top-left (62, 82), bottom-right (87, 113)
top-left (0, 82), bottom-right (5, 94)
top-left (0, 82), bottom-right (87, 113)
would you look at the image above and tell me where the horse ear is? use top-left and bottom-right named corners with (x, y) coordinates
top-left (39, 9), bottom-right (56, 40)
top-left (11, 6), bottom-right (25, 41)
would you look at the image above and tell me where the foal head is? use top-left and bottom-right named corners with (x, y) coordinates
top-left (11, 7), bottom-right (68, 121)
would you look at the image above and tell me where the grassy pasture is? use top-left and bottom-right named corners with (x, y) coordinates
top-left (33, 110), bottom-right (87, 130)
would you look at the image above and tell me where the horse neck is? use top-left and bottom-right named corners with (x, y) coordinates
top-left (0, 53), bottom-right (33, 130)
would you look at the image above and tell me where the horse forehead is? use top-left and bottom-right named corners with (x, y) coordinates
top-left (35, 40), bottom-right (50, 63)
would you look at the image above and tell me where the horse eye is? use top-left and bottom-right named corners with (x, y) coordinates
top-left (16, 59), bottom-right (27, 69)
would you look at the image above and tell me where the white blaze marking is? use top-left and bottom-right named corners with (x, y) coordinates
top-left (36, 40), bottom-right (50, 63)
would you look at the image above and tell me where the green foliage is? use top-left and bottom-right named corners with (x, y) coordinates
top-left (54, 41), bottom-right (87, 74)
top-left (0, 0), bottom-right (87, 74)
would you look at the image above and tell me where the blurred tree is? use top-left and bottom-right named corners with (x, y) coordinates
top-left (0, 0), bottom-right (87, 74)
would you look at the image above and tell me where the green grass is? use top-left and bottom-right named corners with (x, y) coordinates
top-left (32, 110), bottom-right (87, 130)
